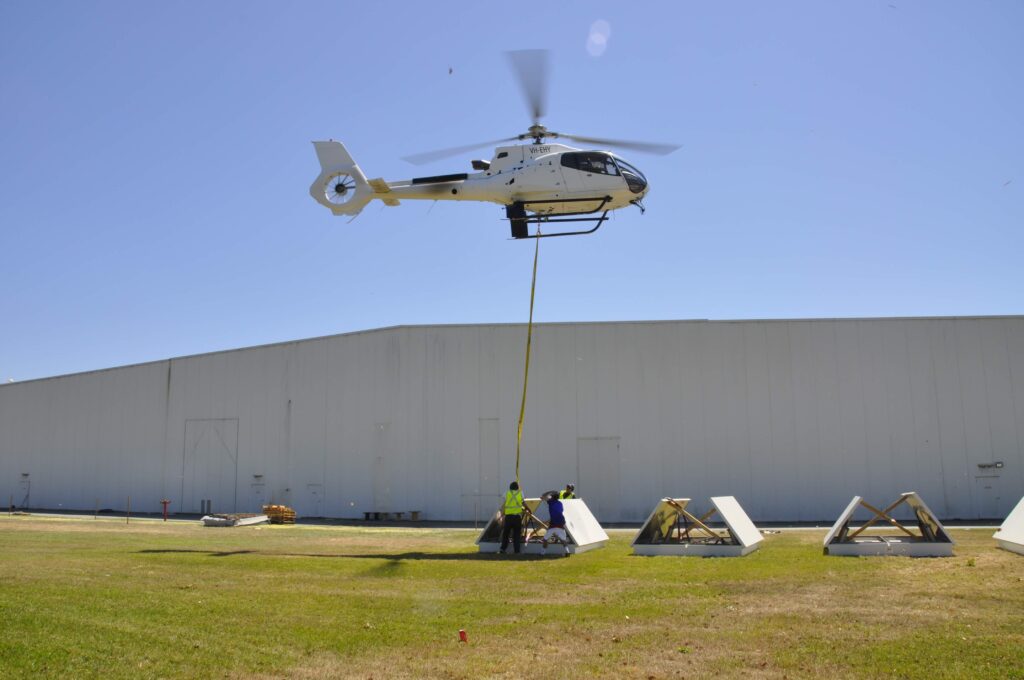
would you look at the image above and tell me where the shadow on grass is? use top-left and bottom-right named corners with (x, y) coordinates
top-left (137, 548), bottom-right (549, 561)
top-left (138, 548), bottom-right (256, 558)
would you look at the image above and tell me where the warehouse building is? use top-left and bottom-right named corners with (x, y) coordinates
top-left (1, 316), bottom-right (1022, 523)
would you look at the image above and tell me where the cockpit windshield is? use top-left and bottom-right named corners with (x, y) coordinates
top-left (612, 156), bottom-right (646, 183)
top-left (612, 155), bottom-right (647, 194)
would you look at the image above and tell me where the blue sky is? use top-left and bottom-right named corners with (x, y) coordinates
top-left (1, 1), bottom-right (1021, 381)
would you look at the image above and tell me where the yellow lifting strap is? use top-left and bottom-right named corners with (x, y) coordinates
top-left (514, 230), bottom-right (540, 487)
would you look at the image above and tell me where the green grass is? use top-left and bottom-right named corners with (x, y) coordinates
top-left (1, 516), bottom-right (1022, 679)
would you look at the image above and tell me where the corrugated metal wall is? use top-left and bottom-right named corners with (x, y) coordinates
top-left (2, 317), bottom-right (1022, 522)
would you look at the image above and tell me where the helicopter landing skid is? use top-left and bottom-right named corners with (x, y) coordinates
top-left (506, 196), bottom-right (612, 239)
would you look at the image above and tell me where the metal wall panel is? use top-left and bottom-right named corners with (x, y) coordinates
top-left (2, 317), bottom-right (1022, 521)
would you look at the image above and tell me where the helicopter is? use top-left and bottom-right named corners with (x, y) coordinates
top-left (309, 50), bottom-right (679, 239)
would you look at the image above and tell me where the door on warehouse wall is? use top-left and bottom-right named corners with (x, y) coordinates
top-left (181, 418), bottom-right (239, 514)
top-left (577, 436), bottom-right (621, 524)
top-left (372, 422), bottom-right (391, 514)
top-left (461, 418), bottom-right (501, 524)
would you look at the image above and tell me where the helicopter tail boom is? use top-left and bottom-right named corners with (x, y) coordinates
top-left (309, 141), bottom-right (375, 216)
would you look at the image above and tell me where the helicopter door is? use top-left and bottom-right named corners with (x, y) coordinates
top-left (560, 152), bottom-right (623, 195)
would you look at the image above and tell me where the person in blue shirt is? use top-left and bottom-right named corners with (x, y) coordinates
top-left (541, 492), bottom-right (570, 557)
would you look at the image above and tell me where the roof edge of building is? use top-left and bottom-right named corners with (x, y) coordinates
top-left (4, 314), bottom-right (1022, 388)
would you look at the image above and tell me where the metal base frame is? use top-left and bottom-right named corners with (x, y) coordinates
top-left (506, 196), bottom-right (612, 239)
top-left (633, 543), bottom-right (755, 557)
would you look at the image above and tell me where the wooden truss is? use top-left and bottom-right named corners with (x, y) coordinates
top-left (632, 496), bottom-right (763, 557)
top-left (660, 498), bottom-right (734, 545)
top-left (824, 492), bottom-right (954, 557)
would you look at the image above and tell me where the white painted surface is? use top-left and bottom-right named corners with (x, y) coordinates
top-left (560, 499), bottom-right (609, 547)
top-left (823, 496), bottom-right (863, 547)
top-left (2, 317), bottom-right (1023, 521)
top-left (309, 142), bottom-right (646, 218)
top-left (994, 496), bottom-right (1024, 555)
top-left (712, 496), bottom-right (763, 550)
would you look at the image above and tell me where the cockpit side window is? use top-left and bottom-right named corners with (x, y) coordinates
top-left (561, 152), bottom-right (619, 175)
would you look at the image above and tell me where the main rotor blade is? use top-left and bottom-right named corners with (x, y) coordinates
top-left (558, 133), bottom-right (681, 156)
top-left (401, 137), bottom-right (517, 165)
top-left (506, 49), bottom-right (549, 124)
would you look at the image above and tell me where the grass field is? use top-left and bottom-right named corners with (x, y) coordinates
top-left (1, 515), bottom-right (1022, 679)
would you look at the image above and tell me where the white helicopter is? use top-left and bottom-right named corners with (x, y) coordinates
top-left (309, 50), bottom-right (679, 239)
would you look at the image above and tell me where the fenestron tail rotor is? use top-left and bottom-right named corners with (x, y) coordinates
top-left (324, 173), bottom-right (357, 205)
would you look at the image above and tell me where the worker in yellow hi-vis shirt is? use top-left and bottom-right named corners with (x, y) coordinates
top-left (499, 481), bottom-right (526, 554)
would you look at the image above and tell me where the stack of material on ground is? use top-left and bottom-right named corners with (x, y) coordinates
top-left (262, 504), bottom-right (296, 524)
top-left (201, 513), bottom-right (269, 527)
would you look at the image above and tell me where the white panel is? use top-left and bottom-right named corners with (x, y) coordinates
top-left (823, 496), bottom-right (862, 546)
top-left (561, 499), bottom-right (609, 546)
top-left (994, 496), bottom-right (1024, 554)
top-left (711, 496), bottom-right (763, 549)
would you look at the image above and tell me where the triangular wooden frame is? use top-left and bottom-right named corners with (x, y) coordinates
top-left (824, 492), bottom-right (954, 557)
top-left (631, 496), bottom-right (763, 557)
top-left (476, 498), bottom-right (608, 554)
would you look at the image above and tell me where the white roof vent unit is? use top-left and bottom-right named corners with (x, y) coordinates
top-left (994, 496), bottom-right (1024, 556)
top-left (631, 496), bottom-right (763, 557)
top-left (476, 498), bottom-right (609, 554)
top-left (824, 492), bottom-right (954, 557)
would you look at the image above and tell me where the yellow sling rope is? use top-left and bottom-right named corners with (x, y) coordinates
top-left (514, 230), bottom-right (541, 487)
